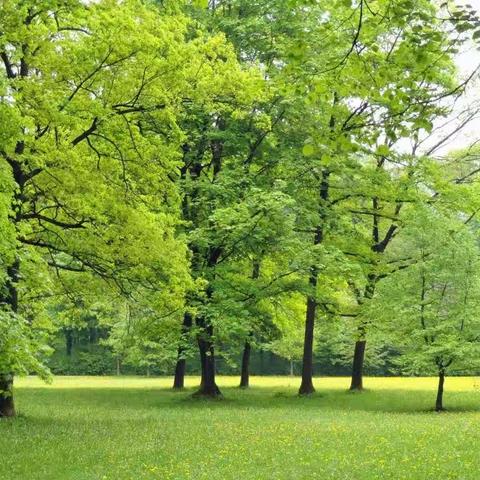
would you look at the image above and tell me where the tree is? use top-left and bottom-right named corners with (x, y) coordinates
top-left (0, 0), bottom-right (243, 416)
top-left (370, 207), bottom-right (480, 411)
top-left (187, 0), bottom-right (476, 397)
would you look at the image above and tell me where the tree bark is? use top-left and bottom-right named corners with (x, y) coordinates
top-left (0, 260), bottom-right (20, 418)
top-left (0, 374), bottom-right (15, 418)
top-left (239, 339), bottom-right (251, 388)
top-left (173, 357), bottom-right (186, 389)
top-left (298, 169), bottom-right (330, 395)
top-left (238, 261), bottom-right (260, 389)
top-left (173, 312), bottom-right (193, 389)
top-left (435, 369), bottom-right (445, 412)
top-left (299, 294), bottom-right (317, 395)
top-left (349, 274), bottom-right (375, 391)
top-left (194, 322), bottom-right (221, 397)
top-left (350, 339), bottom-right (366, 391)
top-left (290, 360), bottom-right (294, 377)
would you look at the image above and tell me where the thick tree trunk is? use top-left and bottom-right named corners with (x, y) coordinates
top-left (435, 369), bottom-right (445, 412)
top-left (0, 260), bottom-right (20, 418)
top-left (173, 358), bottom-right (186, 389)
top-left (0, 374), bottom-right (15, 418)
top-left (239, 339), bottom-right (251, 388)
top-left (194, 323), bottom-right (221, 397)
top-left (299, 295), bottom-right (316, 395)
top-left (1, 136), bottom-right (28, 420)
top-left (173, 312), bottom-right (193, 389)
top-left (350, 339), bottom-right (366, 391)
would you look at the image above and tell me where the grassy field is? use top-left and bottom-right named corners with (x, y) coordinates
top-left (1, 376), bottom-right (480, 479)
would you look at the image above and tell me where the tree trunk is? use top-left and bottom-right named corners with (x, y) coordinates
top-left (290, 360), bottom-right (294, 377)
top-left (349, 276), bottom-right (375, 392)
top-left (239, 261), bottom-right (259, 389)
top-left (259, 348), bottom-right (264, 374)
top-left (65, 329), bottom-right (73, 357)
top-left (299, 168), bottom-right (330, 396)
top-left (89, 326), bottom-right (97, 344)
top-left (198, 335), bottom-right (207, 390)
top-left (0, 374), bottom-right (15, 418)
top-left (239, 339), bottom-right (251, 388)
top-left (350, 339), bottom-right (366, 391)
top-left (299, 294), bottom-right (316, 395)
top-left (194, 323), bottom-right (221, 397)
top-left (116, 357), bottom-right (121, 376)
top-left (0, 260), bottom-right (20, 418)
top-left (173, 357), bottom-right (186, 389)
top-left (173, 312), bottom-right (193, 389)
top-left (435, 369), bottom-right (445, 412)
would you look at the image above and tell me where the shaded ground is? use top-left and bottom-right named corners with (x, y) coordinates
top-left (1, 376), bottom-right (480, 479)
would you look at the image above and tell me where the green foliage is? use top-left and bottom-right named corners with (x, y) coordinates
top-left (371, 208), bottom-right (480, 376)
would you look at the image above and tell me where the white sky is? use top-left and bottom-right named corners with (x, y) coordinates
top-left (431, 0), bottom-right (480, 155)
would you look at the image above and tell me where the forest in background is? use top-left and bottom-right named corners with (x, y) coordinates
top-left (2, 0), bottom-right (480, 417)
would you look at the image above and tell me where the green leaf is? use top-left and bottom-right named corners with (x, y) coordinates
top-left (193, 0), bottom-right (209, 8)
top-left (302, 144), bottom-right (315, 157)
top-left (376, 145), bottom-right (390, 157)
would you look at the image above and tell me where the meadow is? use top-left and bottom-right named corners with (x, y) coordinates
top-left (1, 376), bottom-right (480, 479)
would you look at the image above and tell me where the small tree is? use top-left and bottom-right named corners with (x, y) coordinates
top-left (371, 209), bottom-right (480, 411)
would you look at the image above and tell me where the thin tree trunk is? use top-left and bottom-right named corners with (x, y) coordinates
top-left (349, 275), bottom-right (375, 392)
top-left (435, 369), bottom-right (445, 412)
top-left (239, 261), bottom-right (260, 389)
top-left (198, 334), bottom-right (207, 390)
top-left (116, 357), bottom-right (121, 376)
top-left (239, 340), bottom-right (251, 388)
top-left (350, 339), bottom-right (366, 391)
top-left (299, 294), bottom-right (317, 394)
top-left (89, 326), bottom-right (97, 344)
top-left (173, 312), bottom-right (193, 389)
top-left (299, 167), bottom-right (330, 395)
top-left (290, 360), bottom-right (294, 377)
top-left (65, 329), bottom-right (73, 357)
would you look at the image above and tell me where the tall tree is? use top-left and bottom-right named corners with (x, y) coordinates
top-left (0, 0), bottom-right (243, 415)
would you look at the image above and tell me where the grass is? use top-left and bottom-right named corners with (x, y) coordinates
top-left (2, 376), bottom-right (480, 479)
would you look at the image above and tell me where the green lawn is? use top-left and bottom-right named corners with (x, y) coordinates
top-left (2, 376), bottom-right (480, 479)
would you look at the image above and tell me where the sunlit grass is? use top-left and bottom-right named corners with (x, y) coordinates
top-left (1, 376), bottom-right (480, 479)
